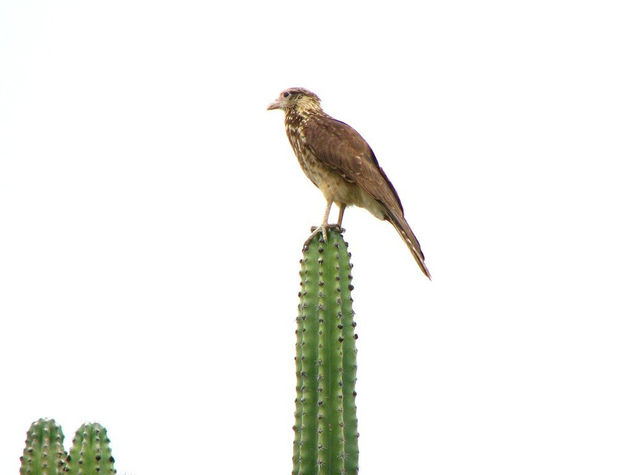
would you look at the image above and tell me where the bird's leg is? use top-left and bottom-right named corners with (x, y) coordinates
top-left (336, 203), bottom-right (346, 231)
top-left (304, 199), bottom-right (333, 250)
top-left (320, 199), bottom-right (333, 241)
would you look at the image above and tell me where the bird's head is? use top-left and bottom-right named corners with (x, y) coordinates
top-left (267, 87), bottom-right (322, 113)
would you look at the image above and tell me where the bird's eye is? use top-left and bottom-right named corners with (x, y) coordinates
top-left (283, 91), bottom-right (290, 98)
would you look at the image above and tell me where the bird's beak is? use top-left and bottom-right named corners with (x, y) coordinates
top-left (267, 98), bottom-right (282, 111)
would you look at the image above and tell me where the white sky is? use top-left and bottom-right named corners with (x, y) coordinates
top-left (1, 1), bottom-right (632, 474)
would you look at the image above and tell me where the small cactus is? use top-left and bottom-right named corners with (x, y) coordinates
top-left (68, 423), bottom-right (116, 474)
top-left (20, 420), bottom-right (117, 475)
top-left (20, 418), bottom-right (69, 475)
top-left (293, 229), bottom-right (359, 474)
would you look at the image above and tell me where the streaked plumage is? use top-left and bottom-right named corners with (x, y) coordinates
top-left (268, 87), bottom-right (431, 279)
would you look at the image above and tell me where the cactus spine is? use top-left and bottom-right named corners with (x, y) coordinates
top-left (293, 229), bottom-right (359, 474)
top-left (68, 423), bottom-right (116, 474)
top-left (20, 418), bottom-right (68, 475)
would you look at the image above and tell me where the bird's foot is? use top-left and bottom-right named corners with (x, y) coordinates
top-left (303, 224), bottom-right (345, 251)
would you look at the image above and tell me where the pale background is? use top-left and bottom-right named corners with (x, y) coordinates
top-left (1, 1), bottom-right (632, 474)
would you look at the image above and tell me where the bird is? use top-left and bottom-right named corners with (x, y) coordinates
top-left (268, 87), bottom-right (431, 280)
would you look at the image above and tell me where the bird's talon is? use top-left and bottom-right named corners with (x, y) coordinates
top-left (303, 226), bottom-right (323, 251)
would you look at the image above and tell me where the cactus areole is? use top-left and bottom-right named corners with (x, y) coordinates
top-left (293, 229), bottom-right (359, 474)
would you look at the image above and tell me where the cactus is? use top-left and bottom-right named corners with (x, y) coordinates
top-left (293, 228), bottom-right (359, 474)
top-left (20, 418), bottom-right (69, 475)
top-left (68, 423), bottom-right (116, 474)
top-left (20, 420), bottom-right (117, 475)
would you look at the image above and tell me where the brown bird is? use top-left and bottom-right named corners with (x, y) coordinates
top-left (268, 87), bottom-right (431, 280)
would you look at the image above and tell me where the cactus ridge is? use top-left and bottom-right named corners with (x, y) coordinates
top-left (293, 229), bottom-right (359, 474)
top-left (20, 418), bottom-right (68, 475)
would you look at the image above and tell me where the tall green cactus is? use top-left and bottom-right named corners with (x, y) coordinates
top-left (293, 229), bottom-right (359, 474)
top-left (20, 418), bottom-right (68, 475)
top-left (68, 423), bottom-right (116, 474)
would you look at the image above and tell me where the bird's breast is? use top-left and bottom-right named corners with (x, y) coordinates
top-left (285, 122), bottom-right (322, 184)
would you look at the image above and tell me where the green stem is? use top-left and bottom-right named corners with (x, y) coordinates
top-left (293, 230), bottom-right (359, 474)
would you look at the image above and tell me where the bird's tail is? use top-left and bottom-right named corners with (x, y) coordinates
top-left (384, 208), bottom-right (432, 280)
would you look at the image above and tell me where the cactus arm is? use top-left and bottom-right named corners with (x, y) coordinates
top-left (20, 418), bottom-right (68, 475)
top-left (68, 422), bottom-right (116, 475)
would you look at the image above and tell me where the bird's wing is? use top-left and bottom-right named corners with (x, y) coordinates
top-left (303, 116), bottom-right (404, 213)
top-left (304, 115), bottom-right (430, 277)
